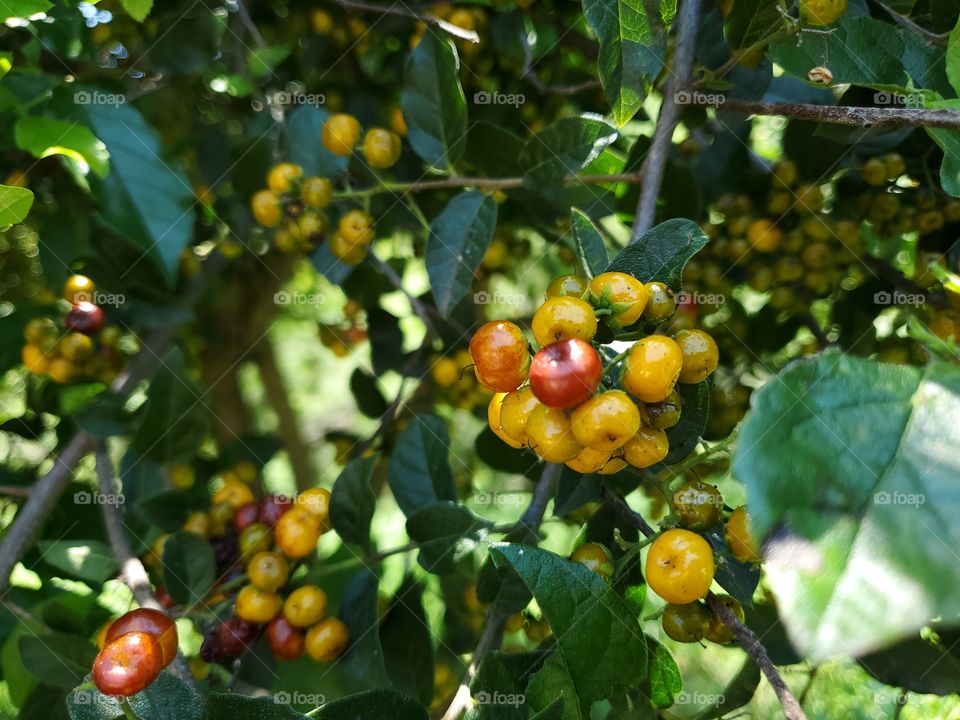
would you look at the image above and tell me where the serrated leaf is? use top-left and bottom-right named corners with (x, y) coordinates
top-left (734, 351), bottom-right (960, 660)
top-left (606, 218), bottom-right (708, 292)
top-left (70, 671), bottom-right (201, 720)
top-left (21, 634), bottom-right (96, 688)
top-left (388, 414), bottom-right (456, 516)
top-left (37, 540), bottom-right (118, 584)
top-left (642, 638), bottom-right (681, 709)
top-left (202, 693), bottom-right (307, 719)
top-left (330, 456), bottom-right (378, 551)
top-left (0, 184), bottom-right (34, 225)
top-left (406, 502), bottom-right (493, 574)
top-left (724, 0), bottom-right (782, 50)
top-left (161, 531), bottom-right (216, 605)
top-left (121, 0), bottom-right (153, 22)
top-left (426, 191), bottom-right (498, 317)
top-left (570, 208), bottom-right (608, 279)
top-left (15, 117), bottom-right (109, 177)
top-left (314, 689), bottom-right (428, 720)
top-left (401, 27), bottom-right (468, 170)
top-left (521, 115), bottom-right (618, 188)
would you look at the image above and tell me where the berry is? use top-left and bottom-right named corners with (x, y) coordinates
top-left (645, 528), bottom-right (715, 604)
top-left (247, 551), bottom-right (289, 592)
top-left (432, 357), bottom-right (460, 386)
top-left (642, 282), bottom-right (676, 321)
top-left (529, 339), bottom-right (602, 409)
top-left (469, 321), bottom-right (530, 392)
top-left (236, 585), bottom-right (283, 623)
top-left (488, 392), bottom-right (523, 449)
top-left (24, 316), bottom-right (57, 345)
top-left (183, 511), bottom-right (211, 538)
top-left (323, 114), bottom-right (361, 156)
top-left (267, 163), bottom-right (303, 193)
top-left (569, 542), bottom-right (614, 582)
top-left (65, 302), bottom-right (106, 335)
top-left (22, 344), bottom-right (51, 375)
top-left (329, 231), bottom-right (366, 265)
top-left (661, 602), bottom-right (711, 643)
top-left (251, 190), bottom-right (283, 226)
top-left (214, 480), bottom-right (255, 509)
top-left (725, 506), bottom-right (761, 562)
top-left (305, 618), bottom-right (349, 662)
top-left (566, 446), bottom-right (613, 473)
top-left (170, 465), bottom-right (195, 490)
top-left (301, 177), bottom-right (333, 208)
top-left (216, 619), bottom-right (258, 657)
top-left (672, 480), bottom-right (723, 530)
top-left (48, 358), bottom-right (77, 384)
top-left (275, 507), bottom-right (322, 558)
top-left (531, 296), bottom-right (597, 346)
top-left (258, 494), bottom-right (293, 526)
top-left (338, 210), bottom-right (375, 245)
top-left (800, 0), bottom-right (847, 26)
top-left (296, 488), bottom-right (332, 530)
top-left (622, 335), bottom-right (683, 403)
top-left (545, 274), bottom-right (588, 299)
top-left (389, 107), bottom-right (407, 137)
top-left (644, 389), bottom-right (682, 430)
top-left (234, 502), bottom-right (259, 532)
top-left (229, 461), bottom-right (258, 485)
top-left (63, 274), bottom-right (95, 303)
top-left (589, 272), bottom-right (648, 328)
top-left (621, 425), bottom-right (669, 468)
top-left (674, 329), bottom-right (719, 384)
top-left (239, 522), bottom-right (273, 559)
top-left (499, 386), bottom-right (540, 445)
top-left (746, 219), bottom-right (782, 252)
top-left (93, 631), bottom-right (163, 697)
top-left (570, 390), bottom-right (641, 452)
top-left (209, 501), bottom-right (235, 536)
top-left (861, 158), bottom-right (887, 187)
top-left (266, 618), bottom-right (306, 660)
top-left (362, 128), bottom-right (402, 169)
top-left (104, 609), bottom-right (178, 668)
top-left (526, 404), bottom-right (583, 463)
top-left (705, 596), bottom-right (744, 644)
top-left (283, 585), bottom-right (328, 627)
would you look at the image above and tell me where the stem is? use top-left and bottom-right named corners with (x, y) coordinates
top-left (368, 251), bottom-right (439, 338)
top-left (663, 431), bottom-right (738, 483)
top-left (331, 0), bottom-right (480, 43)
top-left (600, 348), bottom-right (630, 377)
top-left (602, 488), bottom-right (657, 538)
top-left (120, 698), bottom-right (141, 720)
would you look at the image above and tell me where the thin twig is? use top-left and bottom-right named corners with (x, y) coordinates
top-left (331, 0), bottom-right (480, 43)
top-left (876, 2), bottom-right (947, 45)
top-left (235, 0), bottom-right (267, 48)
top-left (369, 251), bottom-right (440, 339)
top-left (602, 488), bottom-right (657, 538)
top-left (707, 593), bottom-right (808, 720)
top-left (632, 0), bottom-right (703, 241)
top-left (0, 486), bottom-right (31, 498)
top-left (520, 33), bottom-right (601, 96)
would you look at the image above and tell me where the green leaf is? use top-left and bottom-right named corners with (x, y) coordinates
top-left (606, 218), bottom-right (708, 292)
top-left (662, 380), bottom-right (709, 465)
top-left (703, 526), bottom-right (761, 606)
top-left (350, 368), bottom-right (389, 418)
top-left (859, 629), bottom-right (960, 695)
top-left (0, 184), bottom-right (34, 225)
top-left (724, 0), bottom-right (783, 49)
top-left (1, 0), bottom-right (51, 20)
top-left (314, 689), bottom-right (428, 720)
top-left (926, 122), bottom-right (960, 197)
top-left (947, 18), bottom-right (960, 96)
top-left (553, 470), bottom-right (602, 516)
top-left (642, 638), bottom-right (681, 709)
top-left (388, 414), bottom-right (457, 516)
top-left (521, 115), bottom-right (618, 188)
top-left (489, 544), bottom-right (647, 719)
top-left (37, 540), bottom-right (118, 584)
top-left (734, 351), bottom-right (960, 660)
top-left (70, 672), bottom-right (201, 720)
top-left (338, 570), bottom-right (390, 685)
top-left (249, 44), bottom-right (291, 78)
top-left (330, 456), bottom-right (378, 551)
top-left (21, 634), bottom-right (96, 688)
top-left (284, 106), bottom-right (349, 178)
top-left (467, 651), bottom-right (548, 720)
top-left (426, 191), bottom-right (498, 317)
top-left (529, 700), bottom-right (565, 720)
top-left (405, 502), bottom-right (493, 574)
top-left (15, 117), bottom-right (109, 178)
top-left (401, 27), bottom-right (468, 170)
top-left (161, 531), bottom-right (216, 605)
top-left (380, 579), bottom-right (434, 705)
top-left (581, 0), bottom-right (674, 125)
top-left (202, 694), bottom-right (307, 720)
top-left (73, 392), bottom-right (131, 439)
top-left (692, 661), bottom-right (761, 720)
top-left (570, 208), bottom-right (608, 279)
top-left (121, 0), bottom-right (153, 22)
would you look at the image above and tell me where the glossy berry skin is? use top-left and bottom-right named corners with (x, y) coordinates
top-left (645, 529), bottom-right (715, 604)
top-left (499, 387), bottom-right (541, 445)
top-left (267, 163), bottom-right (303, 193)
top-left (323, 114), bottom-right (361, 156)
top-left (469, 321), bottom-right (530, 393)
top-left (105, 609), bottom-right (179, 668)
top-left (644, 389), bottom-right (681, 430)
top-left (488, 393), bottom-right (523, 449)
top-left (621, 425), bottom-right (669, 468)
top-left (63, 274), bottom-right (96, 303)
top-left (216, 619), bottom-right (258, 657)
top-left (589, 272), bottom-right (648, 328)
top-left (800, 0), bottom-right (847, 26)
top-left (329, 231), bottom-right (365, 265)
top-left (675, 329), bottom-right (719, 384)
top-left (705, 596), bottom-right (744, 644)
top-left (214, 480), bottom-right (255, 509)
top-left (65, 302), bottom-right (106, 335)
top-left (725, 506), bottom-right (761, 562)
top-left (529, 339), bottom-right (602, 409)
top-left (301, 177), bottom-right (333, 208)
top-left (362, 128), bottom-right (402, 169)
top-left (251, 189), bottom-right (283, 226)
top-left (661, 602), bottom-right (711, 643)
top-left (275, 507), bottom-right (323, 558)
top-left (283, 585), bottom-right (328, 627)
top-left (234, 502), bottom-right (259, 532)
top-left (296, 488), bottom-right (332, 530)
top-left (258, 495), bottom-right (293, 526)
top-left (642, 282), bottom-right (676, 321)
top-left (566, 446), bottom-right (613, 474)
top-left (672, 480), bottom-right (723, 530)
top-left (545, 274), bottom-right (588, 299)
top-left (236, 585), bottom-right (283, 624)
top-left (570, 390), bottom-right (640, 452)
top-left (526, 404), bottom-right (583, 463)
top-left (746, 219), bottom-right (782, 252)
top-left (570, 542), bottom-right (614, 582)
top-left (93, 631), bottom-right (163, 697)
top-left (266, 618), bottom-right (306, 661)
top-left (338, 210), bottom-right (375, 245)
top-left (305, 618), bottom-right (350, 662)
top-left (247, 551), bottom-right (289, 592)
top-left (622, 335), bottom-right (683, 403)
top-left (239, 523), bottom-right (274, 559)
top-left (531, 296), bottom-right (597, 347)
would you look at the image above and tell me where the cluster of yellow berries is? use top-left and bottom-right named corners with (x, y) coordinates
top-left (430, 349), bottom-right (492, 410)
top-left (471, 272), bottom-right (718, 473)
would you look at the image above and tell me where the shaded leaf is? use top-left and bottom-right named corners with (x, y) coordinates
top-left (388, 414), bottom-right (456, 516)
top-left (522, 115), bottom-right (618, 188)
top-left (606, 218), bottom-right (708, 292)
top-left (330, 456), bottom-right (378, 551)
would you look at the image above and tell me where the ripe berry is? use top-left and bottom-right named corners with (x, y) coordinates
top-left (209, 501), bottom-right (235, 536)
top-left (432, 356), bottom-right (460, 387)
top-left (247, 551), bottom-right (289, 592)
top-left (531, 296), bottom-right (597, 347)
top-left (305, 618), bottom-right (350, 662)
top-left (236, 585), bottom-right (283, 624)
top-left (183, 511), bottom-right (211, 538)
top-left (239, 522), bottom-right (273, 559)
top-left (234, 502), bottom-right (259, 532)
top-left (65, 302), bottom-right (106, 335)
top-left (22, 344), bottom-right (51, 375)
top-left (645, 528), bottom-right (715, 604)
top-left (674, 329), bottom-right (719, 384)
top-left (296, 488), bottom-right (332, 530)
top-left (216, 619), bottom-right (258, 657)
top-left (526, 404), bottom-right (583, 463)
top-left (570, 390), bottom-right (641, 452)
top-left (661, 602), bottom-right (711, 643)
top-left (323, 113), bottom-right (361, 156)
top-left (569, 542), bottom-right (614, 582)
top-left (338, 210), bottom-right (375, 245)
top-left (251, 189), bottom-right (283, 226)
top-left (275, 507), bottom-right (323, 558)
top-left (800, 0), bottom-right (847, 26)
top-left (469, 321), bottom-right (530, 393)
top-left (266, 618), bottom-right (306, 661)
top-left (170, 465), bottom-right (195, 490)
top-left (63, 274), bottom-right (95, 303)
top-left (621, 425), bottom-right (669, 468)
top-left (214, 480), bottom-right (255, 509)
top-left (705, 595), bottom-right (744, 644)
top-left (672, 480), bottom-right (723, 530)
top-left (267, 163), bottom-right (303, 193)
top-left (529, 339), bottom-right (602, 409)
top-left (329, 231), bottom-right (366, 265)
top-left (24, 316), bottom-right (57, 346)
top-left (488, 393), bottom-right (523, 449)
top-left (622, 335), bottom-right (683, 403)
top-left (725, 506), bottom-right (761, 562)
top-left (301, 177), bottom-right (333, 208)
top-left (389, 107), bottom-right (407, 137)
top-left (362, 128), bottom-right (402, 169)
top-left (48, 358), bottom-right (77, 384)
top-left (283, 585), bottom-right (328, 627)
top-left (644, 389), bottom-right (682, 430)
top-left (545, 274), bottom-right (588, 299)
top-left (589, 272), bottom-right (648, 328)
top-left (104, 609), bottom-right (179, 668)
top-left (642, 282), bottom-right (676, 321)
top-left (746, 219), bottom-right (782, 252)
top-left (93, 631), bottom-right (163, 697)
top-left (258, 494), bottom-right (293, 526)
top-left (499, 386), bottom-right (540, 445)
top-left (566, 446), bottom-right (613, 473)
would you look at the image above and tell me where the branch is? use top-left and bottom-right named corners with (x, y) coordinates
top-left (235, 0), bottom-right (267, 48)
top-left (706, 593), bottom-right (808, 720)
top-left (602, 488), bottom-right (657, 538)
top-left (368, 251), bottom-right (440, 339)
top-left (331, 0), bottom-right (480, 43)
top-left (876, 1), bottom-right (947, 45)
top-left (95, 448), bottom-right (199, 691)
top-left (632, 0), bottom-right (703, 241)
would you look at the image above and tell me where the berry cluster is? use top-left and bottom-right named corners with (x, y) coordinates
top-left (431, 348), bottom-right (491, 411)
top-left (250, 163), bottom-right (333, 254)
top-left (20, 274), bottom-right (127, 385)
top-left (472, 272), bottom-right (718, 472)
top-left (93, 609), bottom-right (178, 697)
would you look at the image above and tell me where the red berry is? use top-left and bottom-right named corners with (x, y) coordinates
top-left (216, 618), bottom-right (258, 657)
top-left (469, 321), bottom-right (530, 392)
top-left (258, 495), bottom-right (293, 527)
top-left (65, 302), bottom-right (106, 335)
top-left (529, 339), bottom-right (602, 409)
top-left (234, 502), bottom-right (259, 532)
top-left (104, 608), bottom-right (178, 668)
top-left (93, 631), bottom-right (163, 697)
top-left (266, 618), bottom-right (306, 661)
